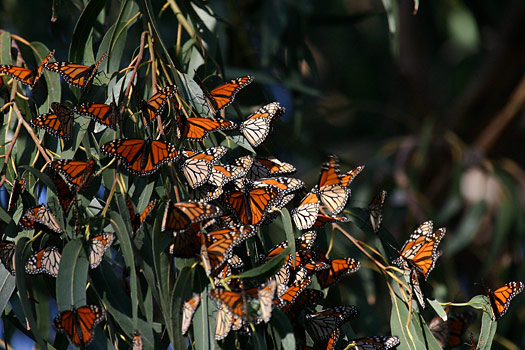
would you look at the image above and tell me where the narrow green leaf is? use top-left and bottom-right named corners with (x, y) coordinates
top-left (113, 195), bottom-right (139, 323)
top-left (281, 208), bottom-right (295, 266)
top-left (427, 299), bottom-right (447, 319)
top-left (271, 309), bottom-right (296, 350)
top-left (69, 0), bottom-right (106, 62)
top-left (0, 269), bottom-right (16, 314)
top-left (478, 311), bottom-right (497, 350)
top-left (193, 287), bottom-right (213, 350)
top-left (0, 31), bottom-right (11, 64)
top-left (56, 239), bottom-right (89, 310)
top-left (15, 238), bottom-right (47, 349)
top-left (170, 266), bottom-right (193, 350)
top-left (239, 246), bottom-right (290, 279)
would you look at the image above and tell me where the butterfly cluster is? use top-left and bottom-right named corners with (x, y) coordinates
top-left (1, 45), bottom-right (522, 350)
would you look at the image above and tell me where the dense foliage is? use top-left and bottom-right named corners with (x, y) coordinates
top-left (0, 0), bottom-right (523, 349)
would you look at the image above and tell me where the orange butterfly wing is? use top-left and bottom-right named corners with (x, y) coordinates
top-left (75, 102), bottom-right (119, 129)
top-left (141, 85), bottom-right (177, 124)
top-left (316, 258), bottom-right (360, 289)
top-left (177, 116), bottom-right (237, 141)
top-left (101, 138), bottom-right (179, 176)
top-left (45, 53), bottom-right (106, 89)
top-left (0, 50), bottom-right (54, 87)
top-left (488, 281), bottom-right (524, 321)
top-left (161, 201), bottom-right (223, 233)
top-left (53, 305), bottom-right (105, 347)
top-left (392, 221), bottom-right (445, 279)
top-left (205, 75), bottom-right (253, 113)
top-left (209, 289), bottom-right (247, 319)
top-left (49, 159), bottom-right (96, 190)
top-left (46, 168), bottom-right (75, 214)
top-left (7, 177), bottom-right (26, 212)
top-left (292, 190), bottom-right (320, 230)
top-left (31, 102), bottom-right (74, 140)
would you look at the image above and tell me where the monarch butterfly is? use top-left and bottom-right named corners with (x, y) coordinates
top-left (317, 155), bottom-right (364, 214)
top-left (75, 101), bottom-right (119, 129)
top-left (132, 330), bottom-right (143, 350)
top-left (201, 234), bottom-right (238, 276)
top-left (125, 195), bottom-right (156, 236)
top-left (325, 328), bottom-right (342, 350)
top-left (280, 288), bottom-right (323, 320)
top-left (44, 52), bottom-right (107, 90)
top-left (25, 245), bottom-right (61, 277)
top-left (169, 219), bottom-right (218, 257)
top-left (312, 213), bottom-right (350, 228)
top-left (368, 190), bottom-right (387, 233)
top-left (7, 177), bottom-right (26, 212)
top-left (140, 85), bottom-right (177, 125)
top-left (296, 230), bottom-right (318, 250)
top-left (223, 177), bottom-right (304, 225)
top-left (182, 294), bottom-right (201, 336)
top-left (342, 336), bottom-right (401, 350)
top-left (392, 221), bottom-right (446, 308)
top-left (46, 168), bottom-right (75, 214)
top-left (260, 280), bottom-right (279, 323)
top-left (0, 241), bottom-right (16, 275)
top-left (247, 156), bottom-right (296, 179)
top-left (276, 276), bottom-right (313, 307)
top-left (292, 189), bottom-right (320, 230)
top-left (305, 306), bottom-right (359, 341)
top-left (161, 201), bottom-right (223, 233)
top-left (31, 102), bottom-right (74, 140)
top-left (49, 158), bottom-right (96, 191)
top-left (209, 288), bottom-right (249, 320)
top-left (239, 102), bottom-right (285, 147)
top-left (487, 281), bottom-right (524, 321)
top-left (53, 304), bottom-right (105, 347)
top-left (429, 309), bottom-right (475, 348)
top-left (88, 232), bottom-right (115, 269)
top-left (316, 256), bottom-right (360, 289)
top-left (178, 146), bottom-right (228, 188)
top-left (19, 204), bottom-right (63, 234)
top-left (209, 163), bottom-right (247, 189)
top-left (200, 75), bottom-right (254, 114)
top-left (174, 98), bottom-right (237, 140)
top-left (201, 226), bottom-right (256, 275)
top-left (215, 303), bottom-right (234, 340)
top-left (101, 138), bottom-right (179, 176)
top-left (0, 50), bottom-right (55, 88)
